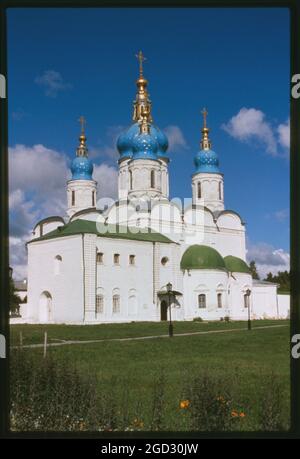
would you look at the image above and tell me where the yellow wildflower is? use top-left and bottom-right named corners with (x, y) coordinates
top-left (180, 400), bottom-right (190, 409)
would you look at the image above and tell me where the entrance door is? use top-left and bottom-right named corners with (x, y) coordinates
top-left (160, 300), bottom-right (168, 321)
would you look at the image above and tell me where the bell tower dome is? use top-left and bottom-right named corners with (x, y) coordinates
top-left (192, 109), bottom-right (224, 212)
top-left (67, 117), bottom-right (97, 218)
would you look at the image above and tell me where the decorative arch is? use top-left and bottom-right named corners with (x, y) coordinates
top-left (128, 288), bottom-right (138, 316)
top-left (39, 291), bottom-right (52, 323)
top-left (112, 288), bottom-right (120, 314)
top-left (54, 255), bottom-right (62, 275)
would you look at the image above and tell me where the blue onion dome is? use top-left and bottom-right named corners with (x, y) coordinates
top-left (132, 128), bottom-right (159, 160)
top-left (71, 156), bottom-right (93, 180)
top-left (71, 120), bottom-right (94, 180)
top-left (194, 108), bottom-right (220, 173)
top-left (194, 148), bottom-right (220, 173)
top-left (117, 122), bottom-right (168, 159)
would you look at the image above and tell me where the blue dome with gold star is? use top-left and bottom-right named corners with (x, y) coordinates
top-left (132, 129), bottom-right (158, 160)
top-left (117, 52), bottom-right (168, 161)
top-left (194, 148), bottom-right (220, 173)
top-left (194, 109), bottom-right (220, 174)
top-left (70, 118), bottom-right (94, 180)
top-left (71, 156), bottom-right (94, 180)
top-left (117, 122), bottom-right (168, 160)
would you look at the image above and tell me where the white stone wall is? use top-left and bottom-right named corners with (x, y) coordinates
top-left (228, 272), bottom-right (253, 320)
top-left (67, 179), bottom-right (97, 217)
top-left (277, 294), bottom-right (290, 319)
top-left (192, 172), bottom-right (224, 212)
top-left (182, 269), bottom-right (229, 321)
top-left (251, 284), bottom-right (279, 319)
top-left (27, 235), bottom-right (84, 323)
top-left (118, 158), bottom-right (169, 201)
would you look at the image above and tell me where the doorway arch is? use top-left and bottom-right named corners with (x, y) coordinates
top-left (160, 300), bottom-right (168, 321)
top-left (39, 291), bottom-right (52, 323)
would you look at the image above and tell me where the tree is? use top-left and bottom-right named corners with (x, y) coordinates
top-left (263, 270), bottom-right (290, 292)
top-left (9, 277), bottom-right (21, 316)
top-left (249, 260), bottom-right (260, 280)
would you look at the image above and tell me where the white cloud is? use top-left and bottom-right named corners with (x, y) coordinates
top-left (163, 125), bottom-right (188, 152)
top-left (222, 107), bottom-right (277, 155)
top-left (35, 70), bottom-right (72, 97)
top-left (93, 163), bottom-right (118, 201)
top-left (277, 118), bottom-right (290, 149)
top-left (247, 242), bottom-right (290, 278)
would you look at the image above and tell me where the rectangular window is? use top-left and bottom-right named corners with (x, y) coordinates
top-left (219, 182), bottom-right (222, 200)
top-left (96, 295), bottom-right (104, 314)
top-left (97, 252), bottom-right (103, 264)
top-left (72, 190), bottom-right (75, 206)
top-left (129, 255), bottom-right (135, 265)
top-left (198, 294), bottom-right (206, 309)
top-left (198, 182), bottom-right (201, 199)
top-left (113, 295), bottom-right (120, 313)
top-left (92, 191), bottom-right (95, 207)
top-left (114, 254), bottom-right (120, 265)
top-left (217, 293), bottom-right (222, 308)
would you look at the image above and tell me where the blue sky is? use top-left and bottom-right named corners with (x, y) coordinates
top-left (7, 7), bottom-right (290, 278)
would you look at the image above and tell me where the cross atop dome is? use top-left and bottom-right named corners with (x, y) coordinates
top-left (78, 115), bottom-right (86, 135)
top-left (200, 107), bottom-right (211, 150)
top-left (136, 50), bottom-right (146, 77)
top-left (201, 107), bottom-right (208, 129)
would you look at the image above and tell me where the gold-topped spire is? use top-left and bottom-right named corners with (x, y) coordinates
top-left (133, 51), bottom-right (153, 123)
top-left (200, 107), bottom-right (212, 150)
top-left (77, 115), bottom-right (88, 157)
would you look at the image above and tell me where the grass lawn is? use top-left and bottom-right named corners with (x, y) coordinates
top-left (10, 319), bottom-right (285, 345)
top-left (10, 320), bottom-right (290, 431)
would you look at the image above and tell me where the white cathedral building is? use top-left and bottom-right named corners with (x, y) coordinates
top-left (24, 53), bottom-right (289, 324)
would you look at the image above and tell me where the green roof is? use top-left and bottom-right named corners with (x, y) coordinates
top-left (224, 255), bottom-right (251, 274)
top-left (180, 245), bottom-right (226, 271)
top-left (29, 219), bottom-right (174, 244)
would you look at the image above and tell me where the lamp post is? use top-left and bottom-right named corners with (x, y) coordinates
top-left (246, 288), bottom-right (251, 331)
top-left (166, 282), bottom-right (173, 337)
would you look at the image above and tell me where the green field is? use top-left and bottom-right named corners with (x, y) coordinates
top-left (10, 320), bottom-right (290, 431)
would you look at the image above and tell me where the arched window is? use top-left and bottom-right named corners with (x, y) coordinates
top-left (198, 294), bottom-right (206, 309)
top-left (114, 254), bottom-right (120, 265)
top-left (72, 190), bottom-right (75, 206)
top-left (150, 170), bottom-right (155, 188)
top-left (129, 170), bottom-right (133, 190)
top-left (129, 255), bottom-right (135, 265)
top-left (54, 255), bottom-right (62, 275)
top-left (217, 293), bottom-right (222, 308)
top-left (96, 294), bottom-right (104, 315)
top-left (97, 252), bottom-right (103, 264)
top-left (113, 294), bottom-right (120, 313)
top-left (197, 182), bottom-right (201, 199)
top-left (92, 191), bottom-right (95, 207)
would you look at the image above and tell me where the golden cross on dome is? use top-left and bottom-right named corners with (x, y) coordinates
top-left (136, 50), bottom-right (146, 76)
top-left (201, 108), bottom-right (208, 128)
top-left (78, 115), bottom-right (86, 135)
